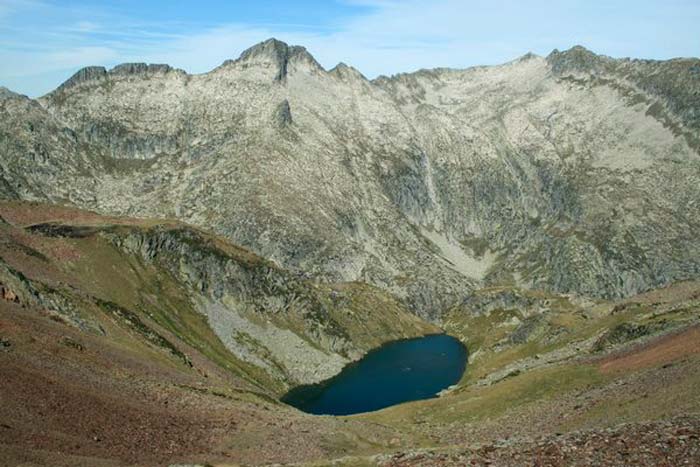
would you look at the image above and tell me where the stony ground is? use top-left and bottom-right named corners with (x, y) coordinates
top-left (378, 416), bottom-right (700, 466)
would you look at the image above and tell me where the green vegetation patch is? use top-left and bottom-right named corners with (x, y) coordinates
top-left (94, 297), bottom-right (192, 367)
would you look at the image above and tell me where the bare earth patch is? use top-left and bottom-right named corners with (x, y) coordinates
top-left (598, 324), bottom-right (700, 374)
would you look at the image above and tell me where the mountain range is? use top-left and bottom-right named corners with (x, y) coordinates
top-left (3, 39), bottom-right (699, 320)
top-left (1, 39), bottom-right (700, 466)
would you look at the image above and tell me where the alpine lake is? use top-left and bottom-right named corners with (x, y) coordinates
top-left (282, 334), bottom-right (467, 415)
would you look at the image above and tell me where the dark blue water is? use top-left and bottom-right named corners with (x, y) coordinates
top-left (281, 334), bottom-right (467, 415)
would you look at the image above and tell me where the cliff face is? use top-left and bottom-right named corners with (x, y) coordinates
top-left (1, 39), bottom-right (699, 317)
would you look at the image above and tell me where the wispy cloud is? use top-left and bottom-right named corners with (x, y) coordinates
top-left (1, 0), bottom-right (698, 97)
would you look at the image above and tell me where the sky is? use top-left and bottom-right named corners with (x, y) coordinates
top-left (1, 0), bottom-right (699, 97)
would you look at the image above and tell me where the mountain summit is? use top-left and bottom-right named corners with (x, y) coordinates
top-left (221, 37), bottom-right (324, 81)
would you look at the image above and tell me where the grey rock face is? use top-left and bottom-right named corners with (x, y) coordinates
top-left (547, 45), bottom-right (611, 74)
top-left (275, 99), bottom-right (293, 127)
top-left (0, 87), bottom-right (24, 101)
top-left (58, 63), bottom-right (184, 92)
top-left (57, 66), bottom-right (108, 91)
top-left (109, 62), bottom-right (175, 77)
top-left (107, 225), bottom-right (356, 383)
top-left (1, 40), bottom-right (699, 317)
top-left (547, 46), bottom-right (700, 148)
top-left (225, 38), bottom-right (324, 82)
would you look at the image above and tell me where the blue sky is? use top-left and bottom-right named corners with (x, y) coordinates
top-left (1, 0), bottom-right (699, 97)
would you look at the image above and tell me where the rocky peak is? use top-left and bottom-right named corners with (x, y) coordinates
top-left (232, 38), bottom-right (324, 81)
top-left (547, 45), bottom-right (610, 75)
top-left (0, 87), bottom-right (25, 102)
top-left (329, 62), bottom-right (367, 82)
top-left (515, 52), bottom-right (540, 63)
